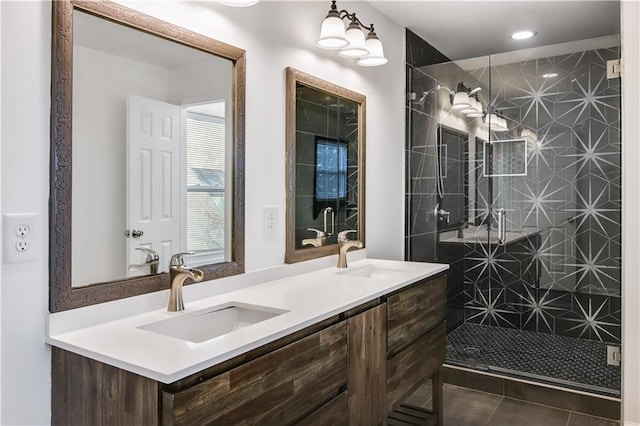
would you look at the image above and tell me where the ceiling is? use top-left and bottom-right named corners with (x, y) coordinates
top-left (366, 1), bottom-right (620, 60)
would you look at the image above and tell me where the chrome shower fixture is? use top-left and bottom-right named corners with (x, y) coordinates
top-left (408, 90), bottom-right (434, 106)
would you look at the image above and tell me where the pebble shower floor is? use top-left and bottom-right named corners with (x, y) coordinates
top-left (446, 322), bottom-right (621, 396)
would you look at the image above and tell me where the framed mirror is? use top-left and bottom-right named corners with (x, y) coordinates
top-left (50, 0), bottom-right (245, 312)
top-left (285, 68), bottom-right (365, 263)
top-left (436, 125), bottom-right (469, 232)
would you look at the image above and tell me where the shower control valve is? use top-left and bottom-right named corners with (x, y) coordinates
top-left (435, 206), bottom-right (451, 224)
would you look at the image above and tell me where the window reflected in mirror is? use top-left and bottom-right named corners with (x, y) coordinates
top-left (285, 68), bottom-right (365, 263)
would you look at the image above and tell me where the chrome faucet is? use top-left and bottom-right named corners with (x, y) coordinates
top-left (301, 228), bottom-right (328, 247)
top-left (128, 247), bottom-right (159, 275)
top-left (168, 252), bottom-right (204, 312)
top-left (336, 230), bottom-right (363, 268)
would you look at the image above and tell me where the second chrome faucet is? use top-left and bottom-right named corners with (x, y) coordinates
top-left (168, 252), bottom-right (204, 312)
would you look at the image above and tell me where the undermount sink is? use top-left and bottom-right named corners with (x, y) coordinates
top-left (336, 264), bottom-right (403, 280)
top-left (138, 302), bottom-right (289, 344)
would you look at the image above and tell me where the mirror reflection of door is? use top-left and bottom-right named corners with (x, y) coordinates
top-left (126, 96), bottom-right (227, 277)
top-left (126, 95), bottom-right (181, 276)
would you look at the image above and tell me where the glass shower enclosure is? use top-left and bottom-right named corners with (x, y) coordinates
top-left (406, 36), bottom-right (621, 396)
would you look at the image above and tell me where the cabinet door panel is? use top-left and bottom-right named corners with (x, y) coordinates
top-left (348, 304), bottom-right (387, 425)
top-left (298, 392), bottom-right (348, 426)
top-left (386, 322), bottom-right (446, 413)
top-left (162, 322), bottom-right (347, 425)
top-left (387, 275), bottom-right (446, 357)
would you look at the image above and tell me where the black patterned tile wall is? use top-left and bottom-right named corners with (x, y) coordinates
top-left (406, 35), bottom-right (622, 346)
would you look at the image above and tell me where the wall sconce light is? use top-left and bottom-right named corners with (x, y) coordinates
top-left (317, 0), bottom-right (388, 66)
top-left (462, 94), bottom-right (484, 117)
top-left (446, 82), bottom-right (484, 117)
top-left (218, 0), bottom-right (259, 6)
top-left (483, 111), bottom-right (509, 132)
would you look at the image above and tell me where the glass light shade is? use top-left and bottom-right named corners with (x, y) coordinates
top-left (357, 31), bottom-right (388, 66)
top-left (218, 0), bottom-right (259, 6)
top-left (486, 114), bottom-right (508, 132)
top-left (451, 91), bottom-right (470, 110)
top-left (461, 98), bottom-right (479, 114)
top-left (498, 117), bottom-right (509, 131)
top-left (484, 113), bottom-right (497, 127)
top-left (339, 22), bottom-right (369, 58)
top-left (466, 103), bottom-right (484, 117)
top-left (317, 10), bottom-right (348, 49)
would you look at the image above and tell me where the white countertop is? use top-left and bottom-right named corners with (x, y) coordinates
top-left (46, 258), bottom-right (448, 384)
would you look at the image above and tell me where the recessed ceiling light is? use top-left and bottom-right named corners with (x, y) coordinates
top-left (542, 72), bottom-right (558, 78)
top-left (510, 30), bottom-right (536, 40)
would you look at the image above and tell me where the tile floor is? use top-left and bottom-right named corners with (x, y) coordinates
top-left (446, 323), bottom-right (620, 396)
top-left (406, 383), bottom-right (619, 426)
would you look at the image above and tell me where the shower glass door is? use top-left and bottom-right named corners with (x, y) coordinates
top-left (424, 39), bottom-right (622, 396)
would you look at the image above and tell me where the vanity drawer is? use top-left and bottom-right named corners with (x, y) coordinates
top-left (386, 322), bottom-right (446, 413)
top-left (298, 392), bottom-right (348, 426)
top-left (161, 322), bottom-right (347, 425)
top-left (387, 274), bottom-right (446, 357)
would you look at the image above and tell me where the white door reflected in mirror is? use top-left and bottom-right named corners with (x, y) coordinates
top-left (70, 9), bottom-right (233, 287)
top-left (126, 97), bottom-right (230, 279)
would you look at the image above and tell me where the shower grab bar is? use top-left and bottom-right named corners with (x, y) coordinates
top-left (497, 208), bottom-right (506, 246)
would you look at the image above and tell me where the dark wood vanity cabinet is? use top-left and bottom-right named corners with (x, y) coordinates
top-left (162, 322), bottom-right (348, 425)
top-left (52, 274), bottom-right (446, 426)
top-left (387, 274), bottom-right (447, 423)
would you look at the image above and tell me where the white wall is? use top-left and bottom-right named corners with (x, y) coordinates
top-left (0, 0), bottom-right (404, 423)
top-left (0, 0), bottom-right (3, 417)
top-left (168, 59), bottom-right (232, 106)
top-left (1, 1), bottom-right (52, 424)
top-left (621, 2), bottom-right (640, 424)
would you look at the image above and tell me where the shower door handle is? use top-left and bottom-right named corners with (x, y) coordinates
top-left (497, 208), bottom-right (506, 245)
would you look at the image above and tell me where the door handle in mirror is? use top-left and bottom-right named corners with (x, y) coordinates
top-left (125, 229), bottom-right (144, 239)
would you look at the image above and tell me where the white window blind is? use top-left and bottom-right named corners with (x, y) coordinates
top-left (186, 112), bottom-right (225, 252)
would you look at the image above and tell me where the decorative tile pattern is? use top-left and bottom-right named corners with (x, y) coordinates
top-left (406, 36), bottom-right (621, 392)
top-left (407, 43), bottom-right (621, 339)
top-left (447, 322), bottom-right (621, 395)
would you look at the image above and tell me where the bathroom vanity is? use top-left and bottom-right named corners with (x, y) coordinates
top-left (48, 259), bottom-right (447, 425)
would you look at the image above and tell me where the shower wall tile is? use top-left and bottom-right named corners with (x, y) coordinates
top-left (406, 33), bottom-right (621, 347)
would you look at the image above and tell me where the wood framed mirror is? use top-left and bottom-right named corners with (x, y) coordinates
top-left (285, 67), bottom-right (365, 264)
top-left (50, 0), bottom-right (245, 312)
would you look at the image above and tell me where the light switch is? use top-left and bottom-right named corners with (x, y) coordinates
top-left (264, 206), bottom-right (278, 234)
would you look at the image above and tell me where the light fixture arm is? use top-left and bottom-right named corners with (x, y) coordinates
top-left (338, 10), bottom-right (374, 32)
top-left (318, 0), bottom-right (387, 66)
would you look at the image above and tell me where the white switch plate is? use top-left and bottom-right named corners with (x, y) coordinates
top-left (263, 205), bottom-right (278, 234)
top-left (4, 213), bottom-right (38, 264)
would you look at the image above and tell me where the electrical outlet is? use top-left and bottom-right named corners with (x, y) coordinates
top-left (4, 213), bottom-right (38, 264)
top-left (264, 205), bottom-right (278, 234)
top-left (16, 239), bottom-right (30, 252)
top-left (16, 225), bottom-right (30, 237)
